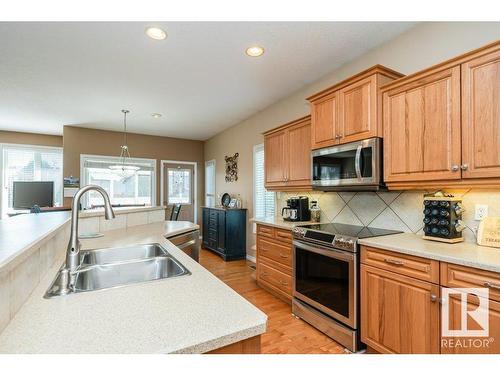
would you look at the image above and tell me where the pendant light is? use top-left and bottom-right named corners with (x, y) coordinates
top-left (109, 109), bottom-right (140, 178)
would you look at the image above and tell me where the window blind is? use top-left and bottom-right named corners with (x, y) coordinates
top-left (1, 145), bottom-right (63, 217)
top-left (253, 144), bottom-right (275, 218)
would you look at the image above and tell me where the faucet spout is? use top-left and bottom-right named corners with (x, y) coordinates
top-left (66, 185), bottom-right (115, 272)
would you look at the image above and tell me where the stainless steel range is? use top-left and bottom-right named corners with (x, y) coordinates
top-left (292, 223), bottom-right (402, 352)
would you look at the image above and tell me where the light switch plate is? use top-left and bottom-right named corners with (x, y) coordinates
top-left (474, 204), bottom-right (489, 220)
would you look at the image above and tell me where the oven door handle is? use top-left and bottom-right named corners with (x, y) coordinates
top-left (293, 240), bottom-right (355, 262)
top-left (355, 144), bottom-right (362, 181)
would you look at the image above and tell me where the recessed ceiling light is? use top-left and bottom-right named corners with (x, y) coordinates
top-left (145, 27), bottom-right (167, 40)
top-left (151, 113), bottom-right (162, 118)
top-left (245, 46), bottom-right (264, 57)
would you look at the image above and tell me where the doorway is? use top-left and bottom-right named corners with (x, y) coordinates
top-left (161, 160), bottom-right (197, 222)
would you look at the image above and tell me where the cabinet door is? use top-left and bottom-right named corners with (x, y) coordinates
top-left (338, 75), bottom-right (378, 143)
top-left (286, 119), bottom-right (311, 187)
top-left (361, 264), bottom-right (440, 353)
top-left (311, 93), bottom-right (337, 149)
top-left (217, 210), bottom-right (226, 253)
top-left (264, 130), bottom-right (286, 187)
top-left (441, 293), bottom-right (500, 354)
top-left (461, 49), bottom-right (500, 178)
top-left (383, 66), bottom-right (461, 182)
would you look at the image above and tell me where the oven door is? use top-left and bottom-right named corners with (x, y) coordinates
top-left (293, 240), bottom-right (357, 329)
top-left (311, 137), bottom-right (381, 189)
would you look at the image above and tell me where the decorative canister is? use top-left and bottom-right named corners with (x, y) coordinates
top-left (310, 200), bottom-right (321, 222)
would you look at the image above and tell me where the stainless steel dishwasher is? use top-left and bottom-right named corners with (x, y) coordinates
top-left (166, 229), bottom-right (200, 262)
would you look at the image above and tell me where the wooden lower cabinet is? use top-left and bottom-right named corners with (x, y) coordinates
top-left (361, 264), bottom-right (440, 354)
top-left (256, 224), bottom-right (293, 303)
top-left (440, 294), bottom-right (500, 354)
top-left (361, 246), bottom-right (500, 354)
top-left (207, 335), bottom-right (261, 354)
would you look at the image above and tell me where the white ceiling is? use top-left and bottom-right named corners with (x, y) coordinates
top-left (0, 22), bottom-right (416, 140)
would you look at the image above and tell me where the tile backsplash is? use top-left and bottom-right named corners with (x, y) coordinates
top-left (277, 189), bottom-right (500, 243)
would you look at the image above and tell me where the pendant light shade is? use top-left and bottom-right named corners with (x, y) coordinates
top-left (109, 110), bottom-right (140, 178)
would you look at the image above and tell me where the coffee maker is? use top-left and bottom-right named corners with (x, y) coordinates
top-left (281, 196), bottom-right (311, 222)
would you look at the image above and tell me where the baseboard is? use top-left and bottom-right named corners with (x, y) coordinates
top-left (246, 254), bottom-right (256, 263)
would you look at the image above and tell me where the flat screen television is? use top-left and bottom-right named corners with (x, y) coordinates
top-left (12, 181), bottom-right (54, 209)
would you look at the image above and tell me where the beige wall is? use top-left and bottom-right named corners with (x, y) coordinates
top-left (63, 126), bottom-right (204, 224)
top-left (204, 22), bottom-right (500, 256)
top-left (0, 130), bottom-right (62, 147)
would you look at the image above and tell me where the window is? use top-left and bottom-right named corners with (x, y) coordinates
top-left (253, 144), bottom-right (275, 220)
top-left (205, 160), bottom-right (216, 206)
top-left (81, 155), bottom-right (156, 208)
top-left (1, 144), bottom-right (63, 218)
top-left (167, 168), bottom-right (191, 204)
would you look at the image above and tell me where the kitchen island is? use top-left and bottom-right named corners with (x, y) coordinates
top-left (0, 213), bottom-right (267, 353)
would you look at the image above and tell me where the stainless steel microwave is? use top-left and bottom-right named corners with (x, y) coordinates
top-left (311, 137), bottom-right (383, 191)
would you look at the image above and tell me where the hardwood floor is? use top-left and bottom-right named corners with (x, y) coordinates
top-left (200, 248), bottom-right (347, 354)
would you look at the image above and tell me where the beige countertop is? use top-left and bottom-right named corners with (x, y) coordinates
top-left (0, 211), bottom-right (71, 271)
top-left (359, 233), bottom-right (500, 273)
top-left (164, 221), bottom-right (199, 237)
top-left (251, 216), bottom-right (322, 230)
top-left (0, 222), bottom-right (267, 353)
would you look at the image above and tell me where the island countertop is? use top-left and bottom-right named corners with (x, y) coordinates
top-left (0, 221), bottom-right (267, 353)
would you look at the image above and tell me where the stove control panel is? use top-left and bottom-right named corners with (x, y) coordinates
top-left (333, 236), bottom-right (357, 252)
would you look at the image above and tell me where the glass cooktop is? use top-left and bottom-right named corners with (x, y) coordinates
top-left (298, 223), bottom-right (402, 239)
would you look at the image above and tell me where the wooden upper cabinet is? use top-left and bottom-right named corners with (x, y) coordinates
top-left (264, 116), bottom-right (311, 191)
top-left (361, 264), bottom-right (440, 354)
top-left (461, 49), bottom-right (500, 179)
top-left (287, 118), bottom-right (312, 187)
top-left (264, 130), bottom-right (286, 187)
top-left (383, 66), bottom-right (462, 183)
top-left (311, 93), bottom-right (337, 149)
top-left (338, 75), bottom-right (377, 143)
top-left (308, 65), bottom-right (403, 150)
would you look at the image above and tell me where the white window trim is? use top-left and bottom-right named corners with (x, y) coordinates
top-left (205, 159), bottom-right (216, 206)
top-left (80, 154), bottom-right (157, 207)
top-left (0, 143), bottom-right (63, 217)
top-left (160, 160), bottom-right (197, 223)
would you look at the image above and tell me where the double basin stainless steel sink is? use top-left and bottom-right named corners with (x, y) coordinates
top-left (45, 243), bottom-right (190, 298)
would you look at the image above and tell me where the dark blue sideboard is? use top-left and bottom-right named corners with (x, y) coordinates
top-left (202, 206), bottom-right (247, 261)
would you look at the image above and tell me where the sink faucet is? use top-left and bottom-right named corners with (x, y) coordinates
top-left (66, 185), bottom-right (115, 272)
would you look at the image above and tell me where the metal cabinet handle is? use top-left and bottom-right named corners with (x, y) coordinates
top-left (279, 253), bottom-right (289, 258)
top-left (384, 258), bottom-right (404, 266)
top-left (461, 164), bottom-right (469, 171)
top-left (430, 294), bottom-right (439, 303)
top-left (279, 280), bottom-right (288, 286)
top-left (261, 272), bottom-right (268, 277)
top-left (484, 281), bottom-right (500, 290)
top-left (451, 165), bottom-right (459, 172)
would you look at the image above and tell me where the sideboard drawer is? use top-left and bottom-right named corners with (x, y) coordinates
top-left (257, 237), bottom-right (292, 269)
top-left (257, 224), bottom-right (275, 239)
top-left (441, 263), bottom-right (500, 303)
top-left (361, 246), bottom-right (439, 284)
top-left (258, 261), bottom-right (292, 296)
top-left (275, 228), bottom-right (293, 244)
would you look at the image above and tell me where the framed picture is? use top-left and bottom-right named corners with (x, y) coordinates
top-left (228, 198), bottom-right (237, 208)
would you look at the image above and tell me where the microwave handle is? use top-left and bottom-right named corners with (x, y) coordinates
top-left (355, 145), bottom-right (362, 180)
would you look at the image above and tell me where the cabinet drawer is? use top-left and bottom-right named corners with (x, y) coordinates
top-left (258, 261), bottom-right (292, 296)
top-left (257, 237), bottom-right (292, 269)
top-left (441, 263), bottom-right (500, 303)
top-left (361, 246), bottom-right (439, 284)
top-left (257, 224), bottom-right (275, 239)
top-left (275, 228), bottom-right (292, 244)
